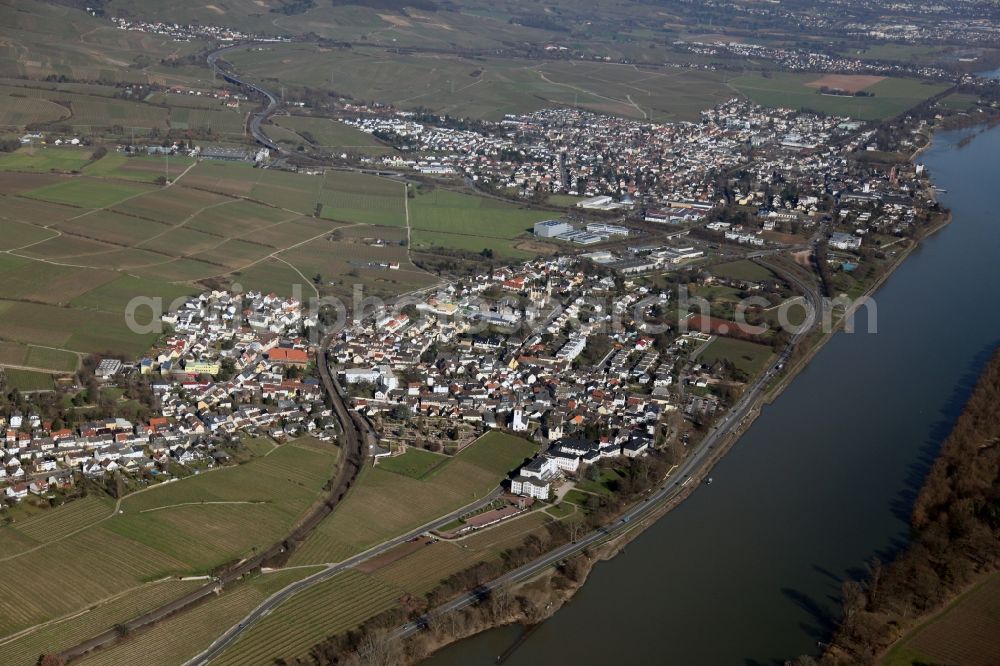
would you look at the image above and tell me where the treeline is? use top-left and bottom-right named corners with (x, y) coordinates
top-left (804, 348), bottom-right (1000, 665)
top-left (279, 451), bottom-right (677, 665)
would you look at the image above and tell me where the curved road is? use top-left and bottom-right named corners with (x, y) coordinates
top-left (206, 44), bottom-right (281, 152)
top-left (185, 487), bottom-right (505, 666)
top-left (393, 257), bottom-right (822, 639)
top-left (182, 258), bottom-right (822, 662)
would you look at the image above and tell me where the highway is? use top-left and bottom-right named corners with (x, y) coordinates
top-left (206, 44), bottom-right (281, 152)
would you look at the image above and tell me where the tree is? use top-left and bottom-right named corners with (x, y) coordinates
top-left (353, 629), bottom-right (401, 666)
top-left (37, 655), bottom-right (65, 666)
top-left (566, 513), bottom-right (585, 543)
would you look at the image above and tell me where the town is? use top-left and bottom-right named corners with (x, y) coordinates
top-left (0, 92), bottom-right (942, 511)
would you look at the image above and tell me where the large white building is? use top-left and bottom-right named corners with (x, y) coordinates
top-left (510, 454), bottom-right (559, 500)
top-left (534, 219), bottom-right (573, 238)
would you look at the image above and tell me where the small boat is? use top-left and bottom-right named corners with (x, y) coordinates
top-left (706, 477), bottom-right (713, 485)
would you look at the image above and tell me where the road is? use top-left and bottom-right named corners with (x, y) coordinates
top-left (187, 258), bottom-right (822, 662)
top-left (57, 340), bottom-right (366, 663)
top-left (206, 44), bottom-right (281, 152)
top-left (394, 257), bottom-right (822, 640)
top-left (185, 487), bottom-right (505, 666)
top-left (179, 258), bottom-right (822, 662)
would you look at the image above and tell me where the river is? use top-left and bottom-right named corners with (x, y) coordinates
top-left (422, 124), bottom-right (1000, 665)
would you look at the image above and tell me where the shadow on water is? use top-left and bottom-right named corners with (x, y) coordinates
top-left (780, 587), bottom-right (837, 639)
top-left (766, 339), bottom-right (1000, 666)
top-left (887, 339), bottom-right (1000, 527)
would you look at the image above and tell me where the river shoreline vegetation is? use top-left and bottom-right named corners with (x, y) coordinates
top-left (795, 348), bottom-right (1000, 666)
top-left (6, 2), bottom-right (1000, 664)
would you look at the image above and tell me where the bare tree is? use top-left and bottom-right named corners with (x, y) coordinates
top-left (567, 513), bottom-right (585, 543)
top-left (353, 629), bottom-right (401, 666)
top-left (490, 584), bottom-right (514, 620)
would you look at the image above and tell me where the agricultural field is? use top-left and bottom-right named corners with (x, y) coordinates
top-left (0, 439), bottom-right (337, 638)
top-left (377, 447), bottom-right (449, 479)
top-left (0, 153), bottom-right (532, 355)
top-left (373, 511), bottom-right (555, 595)
top-left (937, 92), bottom-right (982, 112)
top-left (0, 94), bottom-right (69, 127)
top-left (700, 337), bottom-right (775, 377)
top-left (409, 189), bottom-right (551, 238)
top-left (289, 431), bottom-right (538, 565)
top-left (411, 229), bottom-right (535, 260)
top-left (0, 0), bottom-right (210, 84)
top-left (0, 579), bottom-right (205, 666)
top-left (2, 368), bottom-right (56, 391)
top-left (73, 569), bottom-right (321, 666)
top-left (729, 72), bottom-right (949, 120)
top-left (319, 170), bottom-right (405, 226)
top-left (209, 570), bottom-right (403, 666)
top-left (709, 259), bottom-right (775, 282)
top-left (884, 572), bottom-right (1000, 666)
top-left (0, 83), bottom-right (171, 131)
top-left (407, 188), bottom-right (552, 258)
top-left (23, 178), bottom-right (153, 208)
top-left (82, 153), bottom-right (196, 182)
top-left (0, 146), bottom-right (93, 173)
top-left (226, 45), bottom-right (733, 121)
top-left (271, 115), bottom-right (398, 156)
top-left (168, 107), bottom-right (247, 135)
top-left (217, 508), bottom-right (558, 666)
top-left (105, 439), bottom-right (338, 570)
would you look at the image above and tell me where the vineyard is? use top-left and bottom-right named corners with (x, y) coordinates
top-left (289, 432), bottom-right (538, 565)
top-left (210, 571), bottom-right (404, 666)
top-left (0, 579), bottom-right (205, 666)
top-left (73, 569), bottom-right (319, 666)
top-left (0, 441), bottom-right (337, 638)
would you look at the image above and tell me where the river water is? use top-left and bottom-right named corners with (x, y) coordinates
top-left (423, 125), bottom-right (1000, 665)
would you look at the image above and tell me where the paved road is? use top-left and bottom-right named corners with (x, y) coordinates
top-left (394, 257), bottom-right (822, 639)
top-left (190, 261), bottom-right (822, 663)
top-left (206, 45), bottom-right (281, 152)
top-left (184, 487), bottom-right (504, 666)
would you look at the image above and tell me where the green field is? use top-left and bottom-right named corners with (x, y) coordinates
top-left (410, 189), bottom-right (551, 239)
top-left (0, 439), bottom-right (337, 638)
top-left (407, 188), bottom-right (552, 257)
top-left (700, 336), bottom-right (774, 377)
top-left (709, 260), bottom-right (775, 282)
top-left (730, 72), bottom-right (948, 120)
top-left (226, 45), bottom-right (733, 121)
top-left (0, 147), bottom-right (93, 173)
top-left (24, 178), bottom-right (152, 208)
top-left (271, 115), bottom-right (398, 156)
top-left (0, 579), bottom-right (205, 666)
top-left (376, 447), bottom-right (449, 478)
top-left (319, 171), bottom-right (405, 226)
top-left (289, 431), bottom-right (538, 565)
top-left (73, 569), bottom-right (320, 666)
top-left (2, 368), bottom-right (56, 390)
top-left (937, 92), bottom-right (981, 112)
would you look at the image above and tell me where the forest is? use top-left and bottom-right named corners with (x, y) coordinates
top-left (802, 347), bottom-right (1000, 664)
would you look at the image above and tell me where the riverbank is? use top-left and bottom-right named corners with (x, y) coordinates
top-left (818, 346), bottom-right (1000, 665)
top-left (408, 125), bottom-right (965, 665)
